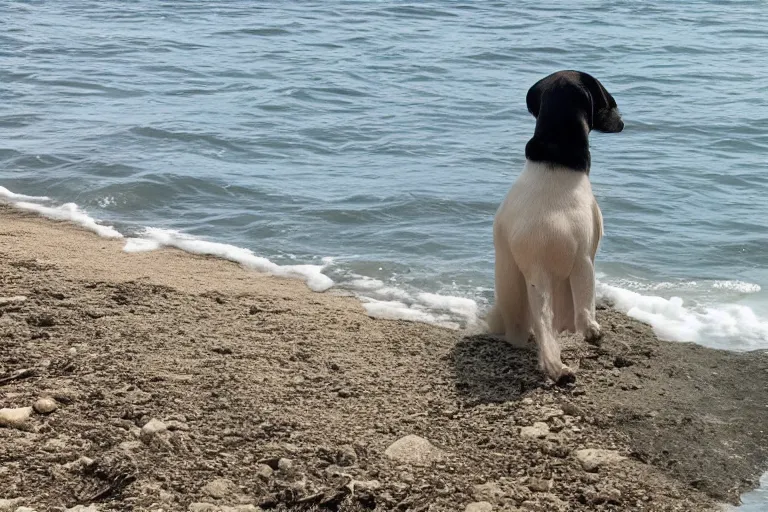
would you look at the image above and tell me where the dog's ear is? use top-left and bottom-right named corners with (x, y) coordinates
top-left (576, 72), bottom-right (624, 133)
top-left (525, 77), bottom-right (546, 119)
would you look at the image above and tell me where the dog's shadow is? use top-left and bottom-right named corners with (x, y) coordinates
top-left (449, 334), bottom-right (548, 405)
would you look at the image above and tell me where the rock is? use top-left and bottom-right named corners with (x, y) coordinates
top-left (65, 506), bottom-right (100, 512)
top-left (126, 389), bottom-right (152, 405)
top-left (282, 442), bottom-right (299, 454)
top-left (0, 407), bottom-right (33, 429)
top-left (528, 478), bottom-right (553, 492)
top-left (202, 478), bottom-right (236, 499)
top-left (472, 481), bottom-right (504, 503)
top-left (15, 508), bottom-right (37, 512)
top-left (68, 347), bottom-right (77, 356)
top-left (384, 435), bottom-right (447, 465)
top-left (33, 398), bottom-right (58, 415)
top-left (520, 422), bottom-right (549, 439)
top-left (119, 440), bottom-right (142, 452)
top-left (63, 456), bottom-right (95, 472)
top-left (601, 487), bottom-right (622, 503)
top-left (277, 458), bottom-right (293, 472)
top-left (256, 463), bottom-right (273, 481)
top-left (188, 504), bottom-right (218, 512)
top-left (291, 376), bottom-right (305, 386)
top-left (521, 398), bottom-right (534, 405)
top-left (465, 502), bottom-right (493, 512)
top-left (538, 407), bottom-right (564, 421)
top-left (0, 296), bottom-right (26, 305)
top-left (0, 498), bottom-right (23, 512)
top-left (166, 420), bottom-right (189, 431)
top-left (349, 479), bottom-right (381, 492)
top-left (337, 389), bottom-right (352, 398)
top-left (140, 418), bottom-right (167, 442)
top-left (574, 449), bottom-right (626, 472)
top-left (336, 444), bottom-right (358, 466)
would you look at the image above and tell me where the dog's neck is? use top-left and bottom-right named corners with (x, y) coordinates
top-left (524, 111), bottom-right (591, 173)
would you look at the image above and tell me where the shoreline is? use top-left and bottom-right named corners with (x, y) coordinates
top-left (1, 203), bottom-right (767, 511)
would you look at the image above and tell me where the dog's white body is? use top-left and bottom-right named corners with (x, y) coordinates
top-left (487, 160), bottom-right (603, 380)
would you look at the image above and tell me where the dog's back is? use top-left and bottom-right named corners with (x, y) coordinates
top-left (494, 160), bottom-right (602, 283)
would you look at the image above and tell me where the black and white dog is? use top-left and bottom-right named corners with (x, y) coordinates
top-left (486, 70), bottom-right (624, 384)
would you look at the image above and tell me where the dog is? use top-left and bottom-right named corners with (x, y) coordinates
top-left (486, 70), bottom-right (624, 384)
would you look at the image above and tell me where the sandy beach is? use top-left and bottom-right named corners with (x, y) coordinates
top-left (1, 203), bottom-right (767, 511)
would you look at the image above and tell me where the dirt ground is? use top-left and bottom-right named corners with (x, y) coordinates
top-left (1, 204), bottom-right (767, 512)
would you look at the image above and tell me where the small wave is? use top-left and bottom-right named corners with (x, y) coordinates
top-left (597, 282), bottom-right (768, 349)
top-left (712, 280), bottom-right (762, 293)
top-left (345, 275), bottom-right (479, 329)
top-left (14, 201), bottom-right (122, 239)
top-left (124, 228), bottom-right (333, 292)
top-left (0, 186), bottom-right (50, 202)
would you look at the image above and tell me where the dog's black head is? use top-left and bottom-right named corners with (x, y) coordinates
top-left (524, 70), bottom-right (623, 172)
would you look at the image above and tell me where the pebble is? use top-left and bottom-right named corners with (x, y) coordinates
top-left (384, 435), bottom-right (447, 465)
top-left (291, 376), bottom-right (305, 386)
top-left (0, 498), bottom-right (23, 512)
top-left (0, 407), bottom-right (33, 429)
top-left (337, 389), bottom-right (352, 398)
top-left (465, 502), bottom-right (493, 512)
top-left (256, 463), bottom-right (273, 481)
top-left (126, 389), bottom-right (153, 405)
top-left (277, 458), bottom-right (293, 472)
top-left (600, 487), bottom-right (622, 503)
top-left (140, 418), bottom-right (167, 442)
top-left (350, 479), bottom-right (381, 492)
top-left (15, 508), bottom-right (37, 512)
top-left (0, 296), bottom-right (26, 305)
top-left (520, 422), bottom-right (550, 439)
top-left (528, 478), bottom-right (553, 492)
top-left (165, 420), bottom-right (190, 431)
top-left (33, 398), bottom-right (58, 415)
top-left (188, 504), bottom-right (217, 512)
top-left (538, 407), bottom-right (564, 421)
top-left (119, 440), bottom-right (143, 452)
top-left (336, 444), bottom-right (358, 467)
top-left (574, 449), bottom-right (626, 472)
top-left (472, 481), bottom-right (504, 503)
top-left (202, 478), bottom-right (236, 499)
top-left (521, 398), bottom-right (534, 405)
top-left (65, 506), bottom-right (100, 512)
top-left (68, 347), bottom-right (77, 356)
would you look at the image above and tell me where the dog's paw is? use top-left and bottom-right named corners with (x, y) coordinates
top-left (555, 366), bottom-right (576, 386)
top-left (584, 321), bottom-right (603, 345)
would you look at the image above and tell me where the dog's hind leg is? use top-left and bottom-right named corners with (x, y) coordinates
top-left (552, 278), bottom-right (575, 334)
top-left (526, 271), bottom-right (574, 384)
top-left (570, 255), bottom-right (602, 344)
top-left (491, 246), bottom-right (530, 348)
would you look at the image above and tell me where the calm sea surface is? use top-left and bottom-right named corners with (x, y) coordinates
top-left (1, 1), bottom-right (767, 505)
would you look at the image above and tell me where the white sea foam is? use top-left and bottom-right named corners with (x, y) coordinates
top-left (0, 186), bottom-right (50, 201)
top-left (712, 280), bottom-right (762, 293)
top-left (14, 201), bottom-right (123, 239)
top-left (345, 275), bottom-right (480, 329)
top-left (124, 227), bottom-right (334, 292)
top-left (360, 298), bottom-right (459, 328)
top-left (597, 282), bottom-right (768, 349)
top-left (3, 185), bottom-right (767, 348)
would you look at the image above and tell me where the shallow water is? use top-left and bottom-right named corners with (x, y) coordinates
top-left (1, 0), bottom-right (767, 503)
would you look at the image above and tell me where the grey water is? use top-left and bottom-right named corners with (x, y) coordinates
top-left (1, 1), bottom-right (767, 505)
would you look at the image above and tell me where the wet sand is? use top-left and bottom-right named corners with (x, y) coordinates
top-left (1, 203), bottom-right (767, 511)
